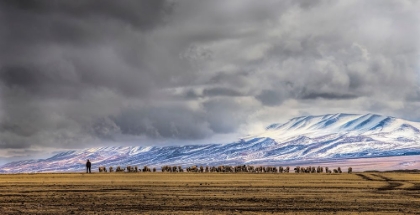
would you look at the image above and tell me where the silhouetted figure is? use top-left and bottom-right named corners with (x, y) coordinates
top-left (86, 159), bottom-right (91, 173)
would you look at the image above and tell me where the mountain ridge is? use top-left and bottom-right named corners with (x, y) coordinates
top-left (1, 113), bottom-right (420, 173)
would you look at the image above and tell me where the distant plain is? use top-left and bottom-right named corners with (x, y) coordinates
top-left (283, 155), bottom-right (420, 172)
top-left (0, 172), bottom-right (420, 214)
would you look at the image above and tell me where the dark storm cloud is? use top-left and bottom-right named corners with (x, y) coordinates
top-left (202, 98), bottom-right (257, 134)
top-left (0, 0), bottom-right (419, 162)
top-left (0, 64), bottom-right (82, 98)
top-left (301, 92), bottom-right (358, 100)
top-left (111, 106), bottom-right (212, 140)
top-left (0, 0), bottom-right (172, 44)
top-left (297, 0), bottom-right (323, 9)
top-left (256, 90), bottom-right (285, 106)
top-left (0, 0), bottom-right (176, 152)
top-left (406, 88), bottom-right (420, 102)
top-left (0, 0), bottom-right (174, 98)
top-left (202, 87), bottom-right (243, 97)
top-left (182, 87), bottom-right (243, 99)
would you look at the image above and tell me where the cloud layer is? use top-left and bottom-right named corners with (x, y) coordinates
top-left (0, 0), bottom-right (419, 162)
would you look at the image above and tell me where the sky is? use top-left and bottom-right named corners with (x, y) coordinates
top-left (0, 0), bottom-right (419, 164)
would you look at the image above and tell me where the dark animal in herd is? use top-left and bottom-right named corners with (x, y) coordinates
top-left (293, 166), bottom-right (325, 173)
top-left (97, 165), bottom-right (352, 173)
top-left (98, 166), bottom-right (107, 173)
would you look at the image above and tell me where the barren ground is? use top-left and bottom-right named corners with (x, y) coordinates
top-left (0, 172), bottom-right (420, 214)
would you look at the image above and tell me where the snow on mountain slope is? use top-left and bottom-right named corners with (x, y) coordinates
top-left (257, 113), bottom-right (420, 142)
top-left (1, 113), bottom-right (420, 173)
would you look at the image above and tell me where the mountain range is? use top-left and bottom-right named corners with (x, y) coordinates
top-left (1, 113), bottom-right (420, 173)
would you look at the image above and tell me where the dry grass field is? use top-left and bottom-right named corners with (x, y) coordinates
top-left (0, 172), bottom-right (420, 214)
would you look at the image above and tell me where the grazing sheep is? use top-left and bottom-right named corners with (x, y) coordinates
top-left (162, 165), bottom-right (175, 172)
top-left (98, 166), bottom-right (107, 173)
top-left (187, 165), bottom-right (198, 172)
top-left (116, 166), bottom-right (125, 172)
top-left (210, 166), bottom-right (217, 172)
top-left (307, 166), bottom-right (312, 173)
top-left (126, 166), bottom-right (136, 173)
top-left (225, 166), bottom-right (234, 173)
top-left (143, 166), bottom-right (151, 172)
top-left (244, 165), bottom-right (251, 172)
top-left (129, 166), bottom-right (138, 172)
top-left (272, 166), bottom-right (278, 173)
top-left (118, 163), bottom-right (352, 174)
top-left (266, 166), bottom-right (275, 173)
top-left (164, 165), bottom-right (173, 172)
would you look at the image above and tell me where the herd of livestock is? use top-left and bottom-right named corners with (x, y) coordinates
top-left (98, 165), bottom-right (353, 174)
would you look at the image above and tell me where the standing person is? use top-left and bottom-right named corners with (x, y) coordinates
top-left (86, 159), bottom-right (92, 173)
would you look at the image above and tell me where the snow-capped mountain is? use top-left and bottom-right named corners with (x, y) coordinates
top-left (1, 113), bottom-right (420, 173)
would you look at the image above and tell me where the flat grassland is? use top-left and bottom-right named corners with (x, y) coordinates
top-left (0, 172), bottom-right (419, 214)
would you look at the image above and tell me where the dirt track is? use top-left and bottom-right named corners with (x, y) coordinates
top-left (0, 172), bottom-right (419, 214)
